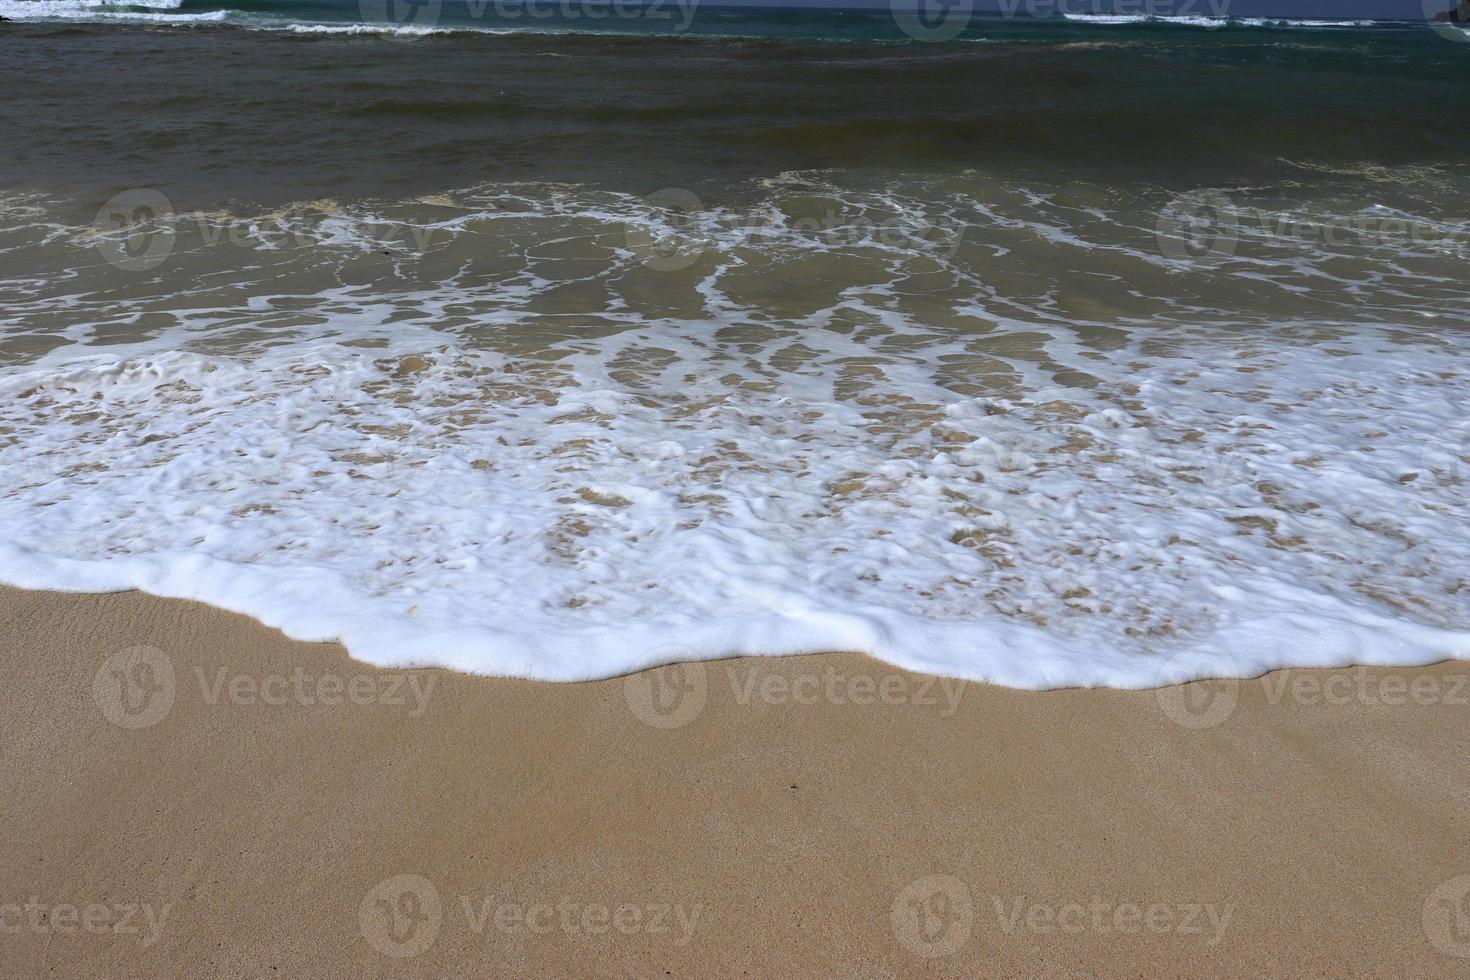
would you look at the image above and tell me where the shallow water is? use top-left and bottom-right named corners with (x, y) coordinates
top-left (1, 14), bottom-right (1468, 684)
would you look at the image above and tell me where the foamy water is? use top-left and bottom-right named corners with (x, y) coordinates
top-left (2, 173), bottom-right (1467, 686)
top-left (1061, 13), bottom-right (1382, 27)
top-left (0, 1), bottom-right (1403, 34)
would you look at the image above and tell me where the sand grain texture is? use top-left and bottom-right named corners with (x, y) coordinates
top-left (1, 585), bottom-right (1467, 977)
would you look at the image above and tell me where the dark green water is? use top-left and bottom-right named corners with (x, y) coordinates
top-left (1, 9), bottom-right (1467, 209)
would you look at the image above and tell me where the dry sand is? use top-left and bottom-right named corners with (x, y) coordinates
top-left (1, 584), bottom-right (1467, 977)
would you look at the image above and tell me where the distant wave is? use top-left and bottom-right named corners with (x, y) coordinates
top-left (0, 0), bottom-right (484, 30)
top-left (1061, 13), bottom-right (1384, 28)
top-left (0, 1), bottom-right (671, 33)
top-left (0, 1), bottom-right (1398, 35)
top-left (283, 22), bottom-right (509, 35)
top-left (0, 0), bottom-right (241, 24)
top-left (98, 7), bottom-right (229, 20)
top-left (0, 0), bottom-right (187, 13)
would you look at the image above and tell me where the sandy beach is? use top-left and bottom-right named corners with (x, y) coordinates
top-left (5, 8), bottom-right (1470, 978)
top-left (2, 583), bottom-right (1467, 977)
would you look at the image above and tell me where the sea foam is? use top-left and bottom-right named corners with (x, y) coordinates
top-left (1, 328), bottom-right (1466, 687)
top-left (1, 178), bottom-right (1467, 687)
top-left (1061, 13), bottom-right (1382, 28)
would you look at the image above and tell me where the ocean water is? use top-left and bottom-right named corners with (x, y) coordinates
top-left (1, 9), bottom-right (1468, 686)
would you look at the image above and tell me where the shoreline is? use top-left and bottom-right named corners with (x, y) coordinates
top-left (5, 556), bottom-right (1464, 690)
top-left (3, 583), bottom-right (1468, 975)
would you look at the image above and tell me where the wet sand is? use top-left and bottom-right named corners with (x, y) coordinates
top-left (2, 584), bottom-right (1467, 977)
